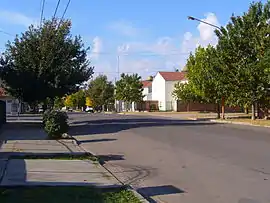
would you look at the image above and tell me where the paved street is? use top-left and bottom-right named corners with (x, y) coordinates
top-left (69, 113), bottom-right (270, 203)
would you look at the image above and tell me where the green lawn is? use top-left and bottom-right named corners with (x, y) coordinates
top-left (0, 186), bottom-right (141, 203)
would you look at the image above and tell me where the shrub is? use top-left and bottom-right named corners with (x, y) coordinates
top-left (42, 109), bottom-right (51, 127)
top-left (149, 104), bottom-right (157, 112)
top-left (43, 110), bottom-right (69, 139)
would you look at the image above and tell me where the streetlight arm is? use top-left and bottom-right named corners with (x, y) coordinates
top-left (188, 16), bottom-right (221, 30)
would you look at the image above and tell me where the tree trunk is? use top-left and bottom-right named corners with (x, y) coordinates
top-left (262, 107), bottom-right (269, 120)
top-left (216, 103), bottom-right (221, 119)
top-left (251, 102), bottom-right (256, 120)
top-left (245, 106), bottom-right (249, 114)
top-left (221, 97), bottom-right (225, 119)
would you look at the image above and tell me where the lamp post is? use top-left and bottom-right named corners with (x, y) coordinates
top-left (188, 16), bottom-right (225, 119)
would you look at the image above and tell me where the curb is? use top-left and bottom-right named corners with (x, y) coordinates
top-left (210, 119), bottom-right (270, 128)
top-left (71, 136), bottom-right (151, 203)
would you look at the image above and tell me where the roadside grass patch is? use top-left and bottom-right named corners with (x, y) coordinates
top-left (226, 118), bottom-right (270, 127)
top-left (0, 186), bottom-right (141, 203)
top-left (9, 153), bottom-right (99, 163)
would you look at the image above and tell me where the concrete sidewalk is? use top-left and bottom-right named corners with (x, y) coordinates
top-left (0, 124), bottom-right (122, 188)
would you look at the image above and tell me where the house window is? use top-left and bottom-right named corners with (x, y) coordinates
top-left (148, 86), bottom-right (152, 93)
top-left (7, 100), bottom-right (12, 103)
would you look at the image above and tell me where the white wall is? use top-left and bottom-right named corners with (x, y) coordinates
top-left (152, 73), bottom-right (166, 111)
top-left (143, 87), bottom-right (152, 101)
top-left (165, 80), bottom-right (189, 111)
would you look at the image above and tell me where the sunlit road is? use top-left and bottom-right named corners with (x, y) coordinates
top-left (35, 113), bottom-right (270, 202)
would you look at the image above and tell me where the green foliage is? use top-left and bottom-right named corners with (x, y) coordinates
top-left (185, 46), bottom-right (224, 104)
top-left (215, 1), bottom-right (270, 110)
top-left (86, 75), bottom-right (114, 108)
top-left (73, 90), bottom-right (86, 109)
top-left (149, 104), bottom-right (157, 112)
top-left (64, 90), bottom-right (86, 109)
top-left (53, 97), bottom-right (64, 110)
top-left (0, 18), bottom-right (93, 104)
top-left (43, 110), bottom-right (69, 139)
top-left (115, 73), bottom-right (143, 104)
top-left (173, 83), bottom-right (204, 103)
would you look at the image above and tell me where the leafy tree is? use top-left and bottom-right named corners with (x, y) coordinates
top-left (53, 97), bottom-right (64, 110)
top-left (215, 1), bottom-right (270, 119)
top-left (115, 73), bottom-right (143, 110)
top-left (0, 18), bottom-right (93, 106)
top-left (73, 90), bottom-right (86, 109)
top-left (185, 46), bottom-right (225, 118)
top-left (86, 75), bottom-right (114, 110)
top-left (85, 97), bottom-right (93, 106)
top-left (173, 83), bottom-right (204, 103)
top-left (64, 95), bottom-right (75, 108)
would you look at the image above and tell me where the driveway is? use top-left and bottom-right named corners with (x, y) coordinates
top-left (69, 113), bottom-right (270, 203)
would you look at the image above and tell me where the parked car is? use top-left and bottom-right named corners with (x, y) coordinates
top-left (85, 106), bottom-right (94, 113)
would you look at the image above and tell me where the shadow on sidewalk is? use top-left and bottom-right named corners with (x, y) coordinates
top-left (69, 117), bottom-right (220, 136)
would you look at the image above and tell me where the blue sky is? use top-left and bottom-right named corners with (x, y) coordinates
top-left (0, 0), bottom-right (265, 81)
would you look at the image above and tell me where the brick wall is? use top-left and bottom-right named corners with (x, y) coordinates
top-left (177, 101), bottom-right (243, 113)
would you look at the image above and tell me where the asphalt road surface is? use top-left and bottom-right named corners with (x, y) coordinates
top-left (12, 113), bottom-right (270, 203)
top-left (68, 113), bottom-right (270, 203)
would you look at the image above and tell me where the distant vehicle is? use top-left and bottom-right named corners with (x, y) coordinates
top-left (85, 106), bottom-right (94, 113)
top-left (38, 108), bottom-right (44, 113)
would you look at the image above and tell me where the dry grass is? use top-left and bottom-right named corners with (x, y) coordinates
top-left (227, 118), bottom-right (270, 127)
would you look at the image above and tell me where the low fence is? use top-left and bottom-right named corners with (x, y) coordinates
top-left (176, 101), bottom-right (243, 113)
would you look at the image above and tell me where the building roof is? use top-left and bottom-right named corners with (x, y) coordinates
top-left (158, 71), bottom-right (187, 81)
top-left (141, 80), bottom-right (152, 88)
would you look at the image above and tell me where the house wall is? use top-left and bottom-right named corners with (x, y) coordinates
top-left (152, 73), bottom-right (166, 111)
top-left (0, 97), bottom-right (19, 114)
top-left (164, 80), bottom-right (188, 111)
top-left (143, 87), bottom-right (152, 101)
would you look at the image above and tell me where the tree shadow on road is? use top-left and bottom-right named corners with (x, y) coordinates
top-left (69, 118), bottom-right (219, 136)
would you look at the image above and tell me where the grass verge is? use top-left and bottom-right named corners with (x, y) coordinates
top-left (9, 153), bottom-right (99, 162)
top-left (0, 186), bottom-right (141, 203)
top-left (227, 118), bottom-right (270, 127)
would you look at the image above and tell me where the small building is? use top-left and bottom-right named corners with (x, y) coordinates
top-left (152, 71), bottom-right (187, 111)
top-left (0, 88), bottom-right (21, 114)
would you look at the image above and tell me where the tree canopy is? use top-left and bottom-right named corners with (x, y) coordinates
top-left (215, 1), bottom-right (270, 118)
top-left (115, 73), bottom-right (143, 104)
top-left (0, 18), bottom-right (93, 105)
top-left (86, 75), bottom-right (114, 108)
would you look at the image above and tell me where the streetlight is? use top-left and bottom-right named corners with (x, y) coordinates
top-left (187, 16), bottom-right (225, 119)
top-left (188, 16), bottom-right (221, 30)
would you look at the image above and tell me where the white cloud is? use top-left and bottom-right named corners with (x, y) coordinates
top-left (93, 13), bottom-right (220, 81)
top-left (0, 10), bottom-right (35, 27)
top-left (89, 36), bottom-right (103, 60)
top-left (182, 13), bottom-right (220, 53)
top-left (197, 13), bottom-right (220, 41)
top-left (108, 20), bottom-right (139, 37)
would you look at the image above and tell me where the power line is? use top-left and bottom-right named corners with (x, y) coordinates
top-left (53, 0), bottom-right (61, 19)
top-left (0, 30), bottom-right (15, 37)
top-left (40, 0), bottom-right (46, 27)
top-left (60, 0), bottom-right (71, 22)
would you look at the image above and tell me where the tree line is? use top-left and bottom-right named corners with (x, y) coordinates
top-left (0, 17), bottom-right (143, 112)
top-left (173, 1), bottom-right (270, 120)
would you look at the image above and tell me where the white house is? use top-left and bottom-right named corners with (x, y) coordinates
top-left (0, 88), bottom-right (21, 114)
top-left (142, 80), bottom-right (152, 101)
top-left (152, 71), bottom-right (187, 111)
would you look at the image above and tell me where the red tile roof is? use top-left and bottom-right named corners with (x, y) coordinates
top-left (141, 80), bottom-right (152, 88)
top-left (158, 71), bottom-right (187, 81)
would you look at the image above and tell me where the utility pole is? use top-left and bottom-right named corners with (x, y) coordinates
top-left (115, 55), bottom-right (120, 112)
top-left (188, 15), bottom-right (225, 119)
